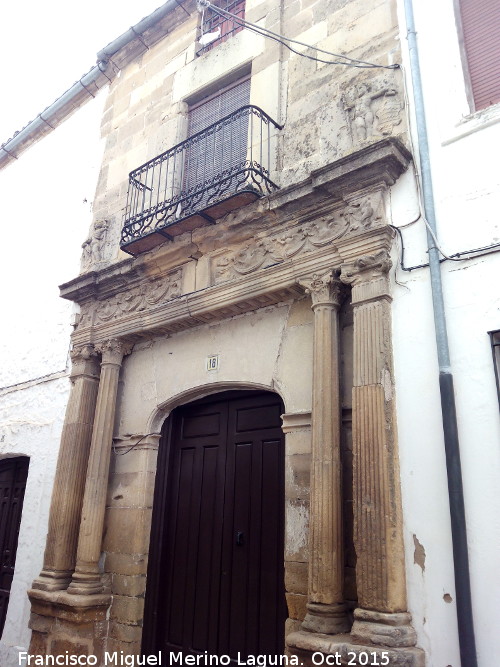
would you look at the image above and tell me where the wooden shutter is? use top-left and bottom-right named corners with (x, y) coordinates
top-left (459, 0), bottom-right (500, 110)
top-left (184, 77), bottom-right (250, 196)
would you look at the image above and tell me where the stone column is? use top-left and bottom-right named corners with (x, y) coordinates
top-left (67, 339), bottom-right (132, 595)
top-left (341, 250), bottom-right (417, 647)
top-left (298, 272), bottom-right (349, 634)
top-left (32, 344), bottom-right (100, 591)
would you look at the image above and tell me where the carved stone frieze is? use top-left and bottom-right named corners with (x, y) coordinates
top-left (213, 195), bottom-right (384, 285)
top-left (342, 73), bottom-right (404, 145)
top-left (76, 268), bottom-right (183, 330)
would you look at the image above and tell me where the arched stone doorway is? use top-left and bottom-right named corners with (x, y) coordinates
top-left (142, 389), bottom-right (286, 659)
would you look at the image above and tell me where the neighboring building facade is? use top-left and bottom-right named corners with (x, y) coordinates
top-left (392, 1), bottom-right (500, 665)
top-left (0, 0), bottom-right (499, 666)
top-left (0, 96), bottom-right (105, 666)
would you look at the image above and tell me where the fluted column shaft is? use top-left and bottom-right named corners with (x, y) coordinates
top-left (32, 345), bottom-right (100, 591)
top-left (68, 339), bottom-right (131, 595)
top-left (341, 250), bottom-right (416, 647)
top-left (299, 272), bottom-right (349, 635)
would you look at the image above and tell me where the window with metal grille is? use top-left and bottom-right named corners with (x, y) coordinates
top-left (457, 0), bottom-right (500, 111)
top-left (198, 0), bottom-right (245, 54)
top-left (489, 330), bottom-right (500, 410)
top-left (184, 76), bottom-right (251, 201)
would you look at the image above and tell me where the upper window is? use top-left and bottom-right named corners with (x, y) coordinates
top-left (198, 0), bottom-right (245, 54)
top-left (458, 0), bottom-right (500, 111)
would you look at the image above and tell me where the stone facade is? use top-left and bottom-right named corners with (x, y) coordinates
top-left (26, 0), bottom-right (426, 664)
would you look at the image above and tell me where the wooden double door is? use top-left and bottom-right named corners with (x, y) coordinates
top-left (143, 391), bottom-right (286, 659)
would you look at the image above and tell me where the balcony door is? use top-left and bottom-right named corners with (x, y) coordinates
top-left (183, 77), bottom-right (250, 212)
top-left (143, 391), bottom-right (286, 659)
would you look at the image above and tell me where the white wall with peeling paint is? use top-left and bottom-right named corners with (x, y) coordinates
top-left (393, 2), bottom-right (500, 665)
top-left (0, 93), bottom-right (105, 665)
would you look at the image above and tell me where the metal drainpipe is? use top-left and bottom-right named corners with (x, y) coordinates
top-left (403, 1), bottom-right (478, 666)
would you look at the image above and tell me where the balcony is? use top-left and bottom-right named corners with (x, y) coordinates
top-left (120, 105), bottom-right (282, 257)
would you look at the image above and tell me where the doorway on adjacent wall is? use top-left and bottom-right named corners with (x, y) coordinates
top-left (0, 456), bottom-right (29, 636)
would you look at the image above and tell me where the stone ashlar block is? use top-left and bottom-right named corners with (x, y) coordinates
top-left (285, 454), bottom-right (310, 502)
top-left (105, 552), bottom-right (149, 576)
top-left (109, 621), bottom-right (143, 643)
top-left (50, 639), bottom-right (91, 656)
top-left (103, 507), bottom-right (153, 555)
top-left (285, 431), bottom-right (311, 457)
top-left (106, 638), bottom-right (142, 656)
top-left (286, 592), bottom-right (308, 621)
top-left (111, 573), bottom-right (147, 597)
top-left (285, 561), bottom-right (308, 595)
top-left (110, 595), bottom-right (145, 625)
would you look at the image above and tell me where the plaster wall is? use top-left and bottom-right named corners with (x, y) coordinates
top-left (0, 92), bottom-right (106, 665)
top-left (391, 1), bottom-right (500, 665)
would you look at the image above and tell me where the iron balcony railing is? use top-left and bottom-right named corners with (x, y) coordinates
top-left (121, 105), bottom-right (282, 256)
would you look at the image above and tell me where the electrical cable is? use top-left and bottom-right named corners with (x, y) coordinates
top-left (197, 0), bottom-right (398, 69)
top-left (112, 432), bottom-right (158, 456)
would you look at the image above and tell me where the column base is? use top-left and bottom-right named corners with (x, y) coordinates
top-left (31, 569), bottom-right (72, 592)
top-left (67, 568), bottom-right (104, 596)
top-left (28, 588), bottom-right (111, 660)
top-left (287, 630), bottom-right (425, 667)
top-left (302, 602), bottom-right (350, 634)
top-left (350, 608), bottom-right (417, 648)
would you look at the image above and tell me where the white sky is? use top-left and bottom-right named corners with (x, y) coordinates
top-left (0, 0), bottom-right (168, 143)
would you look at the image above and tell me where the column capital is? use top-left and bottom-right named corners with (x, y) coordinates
top-left (69, 344), bottom-right (100, 381)
top-left (340, 249), bottom-right (392, 306)
top-left (298, 271), bottom-right (347, 309)
top-left (340, 249), bottom-right (391, 287)
top-left (95, 339), bottom-right (133, 365)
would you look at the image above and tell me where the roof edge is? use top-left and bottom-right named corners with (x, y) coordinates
top-left (0, 0), bottom-right (185, 171)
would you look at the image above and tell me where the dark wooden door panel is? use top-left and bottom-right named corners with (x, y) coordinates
top-left (146, 392), bottom-right (285, 659)
top-left (0, 456), bottom-right (29, 635)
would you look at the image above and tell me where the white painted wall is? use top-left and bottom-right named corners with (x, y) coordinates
top-left (392, 2), bottom-right (500, 665)
top-left (0, 92), bottom-right (106, 665)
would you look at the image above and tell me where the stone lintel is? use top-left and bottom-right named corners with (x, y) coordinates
top-left (28, 588), bottom-right (111, 622)
top-left (287, 630), bottom-right (425, 667)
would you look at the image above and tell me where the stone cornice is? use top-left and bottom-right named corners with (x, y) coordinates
top-left (269, 137), bottom-right (412, 214)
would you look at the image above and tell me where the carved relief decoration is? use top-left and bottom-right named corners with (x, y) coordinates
top-left (213, 196), bottom-right (383, 285)
top-left (95, 338), bottom-right (133, 363)
top-left (298, 271), bottom-right (347, 308)
top-left (342, 74), bottom-right (403, 145)
top-left (70, 343), bottom-right (97, 363)
top-left (76, 268), bottom-right (183, 329)
top-left (81, 220), bottom-right (111, 271)
top-left (341, 249), bottom-right (392, 286)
